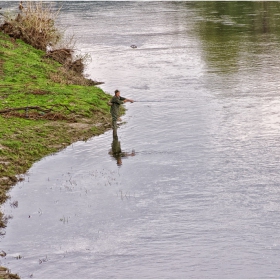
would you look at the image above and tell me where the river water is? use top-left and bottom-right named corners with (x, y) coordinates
top-left (1, 1), bottom-right (280, 278)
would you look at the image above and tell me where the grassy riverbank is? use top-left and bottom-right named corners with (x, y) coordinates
top-left (0, 32), bottom-right (112, 278)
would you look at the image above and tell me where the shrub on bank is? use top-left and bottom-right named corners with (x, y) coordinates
top-left (0, 1), bottom-right (61, 51)
top-left (0, 1), bottom-right (99, 82)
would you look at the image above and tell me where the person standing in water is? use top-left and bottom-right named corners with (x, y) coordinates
top-left (108, 89), bottom-right (134, 133)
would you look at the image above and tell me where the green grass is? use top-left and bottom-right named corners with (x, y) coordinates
top-left (0, 33), bottom-right (110, 117)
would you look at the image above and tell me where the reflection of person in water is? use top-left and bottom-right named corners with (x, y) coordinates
top-left (109, 132), bottom-right (135, 166)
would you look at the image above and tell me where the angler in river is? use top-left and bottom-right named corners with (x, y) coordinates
top-left (108, 89), bottom-right (134, 136)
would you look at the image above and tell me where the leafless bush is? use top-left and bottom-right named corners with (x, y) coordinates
top-left (45, 48), bottom-right (73, 65)
top-left (0, 1), bottom-right (61, 50)
top-left (68, 53), bottom-right (92, 74)
top-left (0, 2), bottom-right (102, 85)
top-left (45, 49), bottom-right (91, 75)
top-left (48, 66), bottom-right (103, 86)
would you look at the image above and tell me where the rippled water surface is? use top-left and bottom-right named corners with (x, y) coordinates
top-left (1, 1), bottom-right (280, 278)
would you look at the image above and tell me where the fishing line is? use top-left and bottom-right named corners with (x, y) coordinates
top-left (134, 100), bottom-right (178, 102)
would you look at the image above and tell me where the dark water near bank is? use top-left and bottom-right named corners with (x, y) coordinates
top-left (2, 1), bottom-right (280, 278)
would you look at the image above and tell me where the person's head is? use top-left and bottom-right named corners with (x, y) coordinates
top-left (115, 89), bottom-right (120, 97)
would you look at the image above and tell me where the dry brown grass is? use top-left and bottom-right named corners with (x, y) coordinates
top-left (0, 2), bottom-right (102, 83)
top-left (0, 266), bottom-right (19, 279)
top-left (48, 65), bottom-right (103, 86)
top-left (0, 1), bottom-right (61, 50)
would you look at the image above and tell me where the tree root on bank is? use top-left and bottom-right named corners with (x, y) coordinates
top-left (0, 105), bottom-right (77, 121)
top-left (0, 104), bottom-right (74, 114)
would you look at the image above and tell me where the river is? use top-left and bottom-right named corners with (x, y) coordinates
top-left (1, 1), bottom-right (280, 278)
